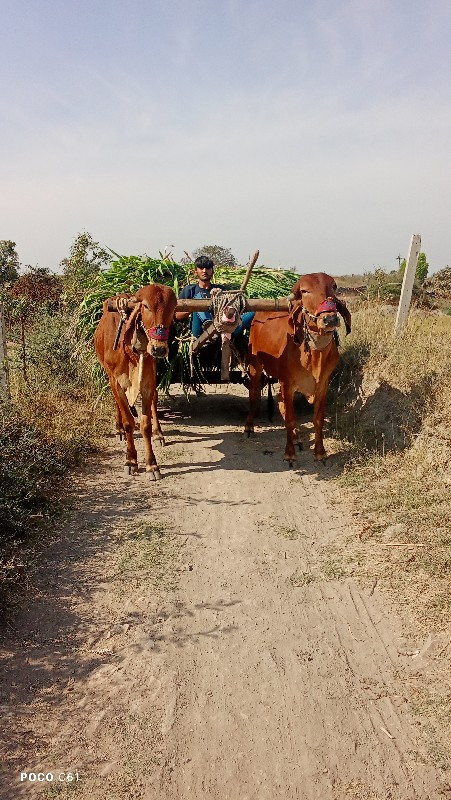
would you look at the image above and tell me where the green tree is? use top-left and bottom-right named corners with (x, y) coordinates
top-left (191, 245), bottom-right (237, 268)
top-left (61, 232), bottom-right (110, 307)
top-left (0, 240), bottom-right (19, 284)
top-left (400, 252), bottom-right (429, 285)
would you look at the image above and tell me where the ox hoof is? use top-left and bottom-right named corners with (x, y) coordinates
top-left (314, 452), bottom-right (327, 463)
top-left (157, 437), bottom-right (166, 447)
top-left (297, 442), bottom-right (303, 452)
top-left (245, 429), bottom-right (254, 438)
top-left (146, 468), bottom-right (162, 481)
top-left (117, 431), bottom-right (124, 442)
top-left (124, 464), bottom-right (139, 476)
top-left (284, 455), bottom-right (297, 468)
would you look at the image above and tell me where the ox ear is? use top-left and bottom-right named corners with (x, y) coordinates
top-left (291, 279), bottom-right (304, 302)
top-left (335, 298), bottom-right (351, 335)
top-left (123, 302), bottom-right (142, 340)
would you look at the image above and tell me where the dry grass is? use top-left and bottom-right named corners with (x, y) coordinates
top-left (329, 304), bottom-right (451, 768)
top-left (331, 304), bottom-right (451, 631)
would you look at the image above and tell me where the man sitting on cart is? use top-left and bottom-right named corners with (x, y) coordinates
top-left (175, 255), bottom-right (254, 338)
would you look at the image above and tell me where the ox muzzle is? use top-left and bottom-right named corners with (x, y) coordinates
top-left (314, 299), bottom-right (339, 331)
top-left (143, 325), bottom-right (170, 359)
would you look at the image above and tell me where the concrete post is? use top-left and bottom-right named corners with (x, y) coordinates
top-left (395, 235), bottom-right (421, 334)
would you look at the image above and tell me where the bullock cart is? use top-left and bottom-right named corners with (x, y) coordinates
top-left (106, 291), bottom-right (293, 390)
top-left (84, 255), bottom-right (299, 476)
top-left (86, 257), bottom-right (351, 474)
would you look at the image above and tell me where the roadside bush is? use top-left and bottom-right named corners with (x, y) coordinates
top-left (0, 403), bottom-right (65, 540)
top-left (24, 311), bottom-right (99, 395)
top-left (1, 308), bottom-right (109, 547)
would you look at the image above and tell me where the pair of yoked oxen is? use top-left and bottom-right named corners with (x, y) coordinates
top-left (94, 272), bottom-right (351, 479)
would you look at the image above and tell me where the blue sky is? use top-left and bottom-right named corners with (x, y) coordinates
top-left (1, 0), bottom-right (450, 274)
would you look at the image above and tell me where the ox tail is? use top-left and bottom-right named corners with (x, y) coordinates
top-left (267, 381), bottom-right (274, 422)
top-left (129, 404), bottom-right (138, 418)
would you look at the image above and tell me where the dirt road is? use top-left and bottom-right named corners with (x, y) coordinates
top-left (1, 389), bottom-right (448, 799)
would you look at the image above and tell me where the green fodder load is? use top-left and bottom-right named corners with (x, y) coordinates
top-left (77, 255), bottom-right (298, 391)
top-left (78, 255), bottom-right (298, 340)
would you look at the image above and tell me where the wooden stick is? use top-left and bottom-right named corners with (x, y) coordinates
top-left (221, 337), bottom-right (232, 381)
top-left (191, 322), bottom-right (217, 354)
top-left (240, 250), bottom-right (259, 292)
top-left (380, 542), bottom-right (427, 547)
top-left (113, 319), bottom-right (124, 350)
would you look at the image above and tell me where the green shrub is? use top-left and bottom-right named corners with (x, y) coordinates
top-left (0, 403), bottom-right (65, 539)
top-left (1, 308), bottom-right (109, 545)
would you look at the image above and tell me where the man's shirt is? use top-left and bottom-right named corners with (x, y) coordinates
top-left (179, 283), bottom-right (224, 301)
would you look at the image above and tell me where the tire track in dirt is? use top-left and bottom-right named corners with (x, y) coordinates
top-left (1, 388), bottom-right (447, 800)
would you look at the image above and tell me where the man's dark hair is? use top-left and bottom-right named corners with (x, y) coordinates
top-left (194, 255), bottom-right (214, 271)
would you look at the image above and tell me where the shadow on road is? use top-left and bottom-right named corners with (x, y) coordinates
top-left (156, 391), bottom-right (350, 481)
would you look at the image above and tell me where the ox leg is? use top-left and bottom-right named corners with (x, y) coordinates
top-left (277, 383), bottom-right (298, 466)
top-left (313, 386), bottom-right (328, 462)
top-left (109, 379), bottom-right (138, 474)
top-left (244, 359), bottom-right (262, 437)
top-left (151, 388), bottom-right (165, 446)
top-left (115, 400), bottom-right (125, 441)
top-left (140, 358), bottom-right (162, 480)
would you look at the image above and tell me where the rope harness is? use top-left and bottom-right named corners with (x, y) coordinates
top-left (211, 290), bottom-right (247, 380)
top-left (210, 289), bottom-right (247, 336)
top-left (112, 297), bottom-right (170, 354)
top-left (291, 297), bottom-right (340, 353)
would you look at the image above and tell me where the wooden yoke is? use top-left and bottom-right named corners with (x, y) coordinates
top-left (176, 296), bottom-right (293, 313)
top-left (107, 295), bottom-right (293, 314)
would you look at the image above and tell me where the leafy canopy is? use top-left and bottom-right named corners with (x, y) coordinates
top-left (191, 245), bottom-right (237, 268)
top-left (400, 252), bottom-right (429, 285)
top-left (0, 240), bottom-right (19, 284)
top-left (61, 232), bottom-right (111, 307)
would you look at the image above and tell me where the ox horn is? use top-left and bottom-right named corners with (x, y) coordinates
top-left (107, 296), bottom-right (138, 313)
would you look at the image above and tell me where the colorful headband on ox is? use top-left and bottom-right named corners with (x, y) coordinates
top-left (146, 325), bottom-right (170, 341)
top-left (316, 298), bottom-right (337, 315)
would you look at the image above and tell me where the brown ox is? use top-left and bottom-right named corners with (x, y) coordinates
top-left (244, 272), bottom-right (351, 464)
top-left (94, 283), bottom-right (177, 479)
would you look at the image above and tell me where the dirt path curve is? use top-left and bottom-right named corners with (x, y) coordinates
top-left (1, 389), bottom-right (447, 800)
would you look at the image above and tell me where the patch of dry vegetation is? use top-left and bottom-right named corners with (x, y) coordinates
top-left (329, 303), bottom-right (451, 767)
top-left (0, 311), bottom-right (110, 608)
top-left (331, 303), bottom-right (450, 630)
